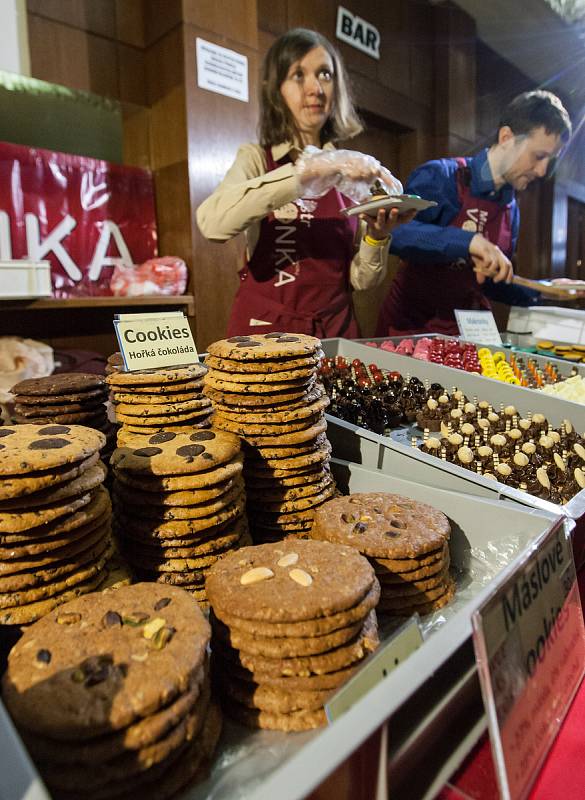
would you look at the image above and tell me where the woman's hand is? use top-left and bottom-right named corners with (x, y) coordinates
top-left (295, 147), bottom-right (403, 201)
top-left (361, 207), bottom-right (418, 241)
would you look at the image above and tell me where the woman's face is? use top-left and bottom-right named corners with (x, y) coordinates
top-left (280, 45), bottom-right (335, 143)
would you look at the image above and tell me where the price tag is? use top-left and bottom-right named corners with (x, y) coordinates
top-left (472, 521), bottom-right (585, 800)
top-left (325, 616), bottom-right (423, 723)
top-left (113, 311), bottom-right (198, 372)
top-left (455, 309), bottom-right (502, 346)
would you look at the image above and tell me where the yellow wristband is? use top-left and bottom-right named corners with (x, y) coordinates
top-left (364, 234), bottom-right (389, 247)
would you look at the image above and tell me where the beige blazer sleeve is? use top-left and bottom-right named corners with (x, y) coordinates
top-left (195, 143), bottom-right (390, 291)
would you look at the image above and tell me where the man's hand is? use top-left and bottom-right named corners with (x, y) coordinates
top-left (469, 234), bottom-right (513, 284)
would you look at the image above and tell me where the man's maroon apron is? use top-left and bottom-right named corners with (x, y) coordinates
top-left (227, 148), bottom-right (360, 338)
top-left (376, 158), bottom-right (513, 336)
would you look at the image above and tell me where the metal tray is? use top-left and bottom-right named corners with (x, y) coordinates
top-left (1, 463), bottom-right (563, 800)
top-left (322, 337), bottom-right (585, 570)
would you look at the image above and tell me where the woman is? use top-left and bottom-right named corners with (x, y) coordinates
top-left (197, 28), bottom-right (411, 337)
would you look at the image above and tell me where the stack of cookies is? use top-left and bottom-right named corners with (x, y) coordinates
top-left (2, 583), bottom-right (221, 800)
top-left (207, 539), bottom-right (380, 731)
top-left (204, 334), bottom-right (336, 542)
top-left (0, 424), bottom-right (117, 626)
top-left (11, 373), bottom-right (115, 457)
top-left (111, 428), bottom-right (250, 605)
top-left (311, 493), bottom-right (455, 616)
top-left (106, 361), bottom-right (212, 443)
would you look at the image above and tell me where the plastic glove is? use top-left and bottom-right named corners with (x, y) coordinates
top-left (295, 146), bottom-right (403, 203)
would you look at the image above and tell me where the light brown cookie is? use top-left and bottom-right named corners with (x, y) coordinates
top-left (0, 425), bottom-right (105, 475)
top-left (113, 457), bottom-right (243, 491)
top-left (2, 583), bottom-right (210, 738)
top-left (111, 391), bottom-right (200, 405)
top-left (206, 539), bottom-right (375, 623)
top-left (370, 541), bottom-right (449, 573)
top-left (0, 534), bottom-right (113, 609)
top-left (213, 413), bottom-right (322, 437)
top-left (203, 383), bottom-right (317, 407)
top-left (105, 363), bottom-right (207, 387)
top-left (204, 353), bottom-right (320, 373)
top-left (236, 420), bottom-right (328, 447)
top-left (207, 333), bottom-right (320, 361)
top-left (114, 476), bottom-right (242, 508)
top-left (311, 493), bottom-right (451, 559)
top-left (22, 672), bottom-right (205, 765)
top-left (115, 483), bottom-right (244, 522)
top-left (0, 463), bottom-right (107, 511)
top-left (206, 366), bottom-right (316, 384)
top-left (218, 673), bottom-right (330, 713)
top-left (0, 560), bottom-right (111, 625)
top-left (213, 614), bottom-right (364, 658)
top-left (214, 581), bottom-right (379, 638)
top-left (217, 396), bottom-right (329, 425)
top-left (0, 492), bottom-right (94, 534)
top-left (113, 397), bottom-right (211, 416)
top-left (205, 373), bottom-right (313, 394)
top-left (224, 700), bottom-right (326, 731)
top-left (377, 577), bottom-right (456, 616)
top-left (215, 612), bottom-right (379, 677)
top-left (111, 429), bottom-right (240, 476)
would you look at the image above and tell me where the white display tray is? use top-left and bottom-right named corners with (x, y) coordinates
top-left (0, 465), bottom-right (563, 800)
top-left (507, 305), bottom-right (585, 346)
top-left (355, 334), bottom-right (585, 380)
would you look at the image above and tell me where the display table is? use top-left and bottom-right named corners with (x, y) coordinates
top-left (436, 568), bottom-right (585, 799)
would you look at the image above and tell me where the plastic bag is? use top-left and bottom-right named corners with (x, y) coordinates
top-left (0, 337), bottom-right (54, 419)
top-left (295, 146), bottom-right (403, 203)
top-left (110, 257), bottom-right (188, 297)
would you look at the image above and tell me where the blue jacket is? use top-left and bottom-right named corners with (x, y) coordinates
top-left (390, 150), bottom-right (538, 305)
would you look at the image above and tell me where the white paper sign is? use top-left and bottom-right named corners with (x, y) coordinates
top-left (336, 6), bottom-right (381, 59)
top-left (113, 311), bottom-right (198, 372)
top-left (196, 38), bottom-right (248, 102)
top-left (455, 309), bottom-right (503, 346)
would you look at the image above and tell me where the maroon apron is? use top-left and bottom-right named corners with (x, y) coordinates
top-left (376, 158), bottom-right (514, 336)
top-left (227, 148), bottom-right (360, 338)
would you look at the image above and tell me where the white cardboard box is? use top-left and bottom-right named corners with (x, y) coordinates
top-left (0, 260), bottom-right (52, 299)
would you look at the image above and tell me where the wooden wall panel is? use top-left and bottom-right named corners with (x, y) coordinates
top-left (257, 0), bottom-right (287, 36)
top-left (146, 25), bottom-right (184, 104)
top-left (27, 0), bottom-right (116, 37)
top-left (182, 0), bottom-right (258, 48)
top-left (117, 43), bottom-right (147, 105)
top-left (376, 0), bottom-right (411, 99)
top-left (27, 14), bottom-right (119, 97)
top-left (153, 159), bottom-right (193, 275)
top-left (183, 25), bottom-right (259, 347)
top-left (115, 0), bottom-right (145, 47)
top-left (143, 0), bottom-right (182, 46)
top-left (149, 86), bottom-right (188, 170)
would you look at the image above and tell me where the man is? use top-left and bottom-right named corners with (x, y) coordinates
top-left (376, 90), bottom-right (572, 336)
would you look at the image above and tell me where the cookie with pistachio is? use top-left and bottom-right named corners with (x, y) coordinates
top-left (2, 583), bottom-right (210, 738)
top-left (310, 493), bottom-right (451, 559)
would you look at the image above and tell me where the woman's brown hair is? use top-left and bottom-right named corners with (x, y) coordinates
top-left (258, 28), bottom-right (363, 148)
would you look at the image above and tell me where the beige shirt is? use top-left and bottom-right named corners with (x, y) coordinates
top-left (196, 141), bottom-right (390, 291)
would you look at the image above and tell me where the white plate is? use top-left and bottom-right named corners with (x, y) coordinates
top-left (341, 194), bottom-right (438, 217)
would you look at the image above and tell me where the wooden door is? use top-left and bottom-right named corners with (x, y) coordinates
top-left (566, 197), bottom-right (585, 279)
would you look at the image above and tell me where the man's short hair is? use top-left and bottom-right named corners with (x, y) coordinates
top-left (497, 90), bottom-right (572, 143)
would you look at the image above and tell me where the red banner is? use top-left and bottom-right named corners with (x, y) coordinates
top-left (0, 141), bottom-right (157, 297)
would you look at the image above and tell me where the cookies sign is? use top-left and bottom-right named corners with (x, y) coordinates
top-left (472, 520), bottom-right (585, 799)
top-left (113, 311), bottom-right (198, 372)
